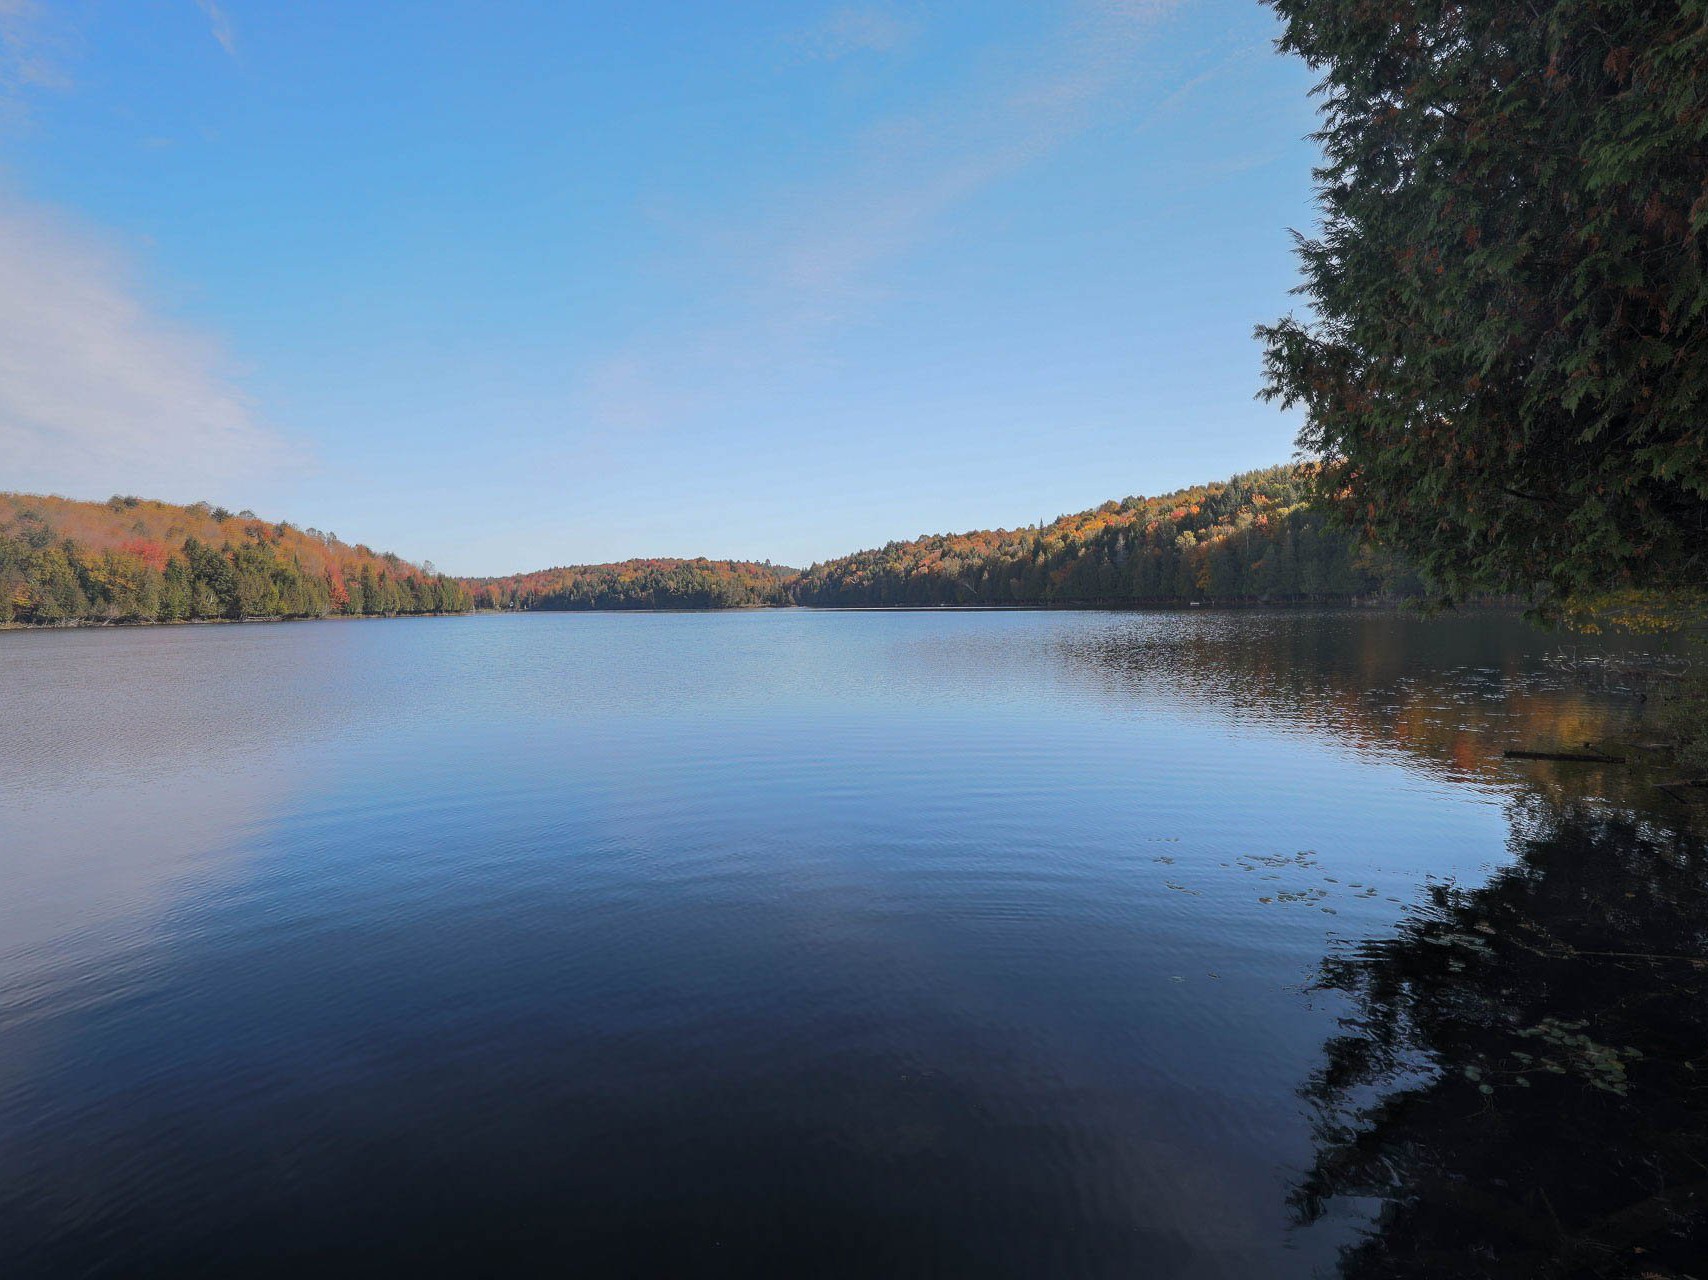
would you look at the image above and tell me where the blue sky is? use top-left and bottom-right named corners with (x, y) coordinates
top-left (0, 1), bottom-right (1319, 574)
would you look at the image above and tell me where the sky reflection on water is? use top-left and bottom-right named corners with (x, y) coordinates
top-left (0, 610), bottom-right (1690, 1277)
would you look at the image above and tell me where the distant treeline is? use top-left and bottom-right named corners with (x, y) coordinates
top-left (0, 494), bottom-right (472, 625)
top-left (470, 558), bottom-right (793, 611)
top-left (790, 466), bottom-right (1422, 607)
top-left (3, 465), bottom-right (1423, 625)
top-left (475, 466), bottom-right (1424, 613)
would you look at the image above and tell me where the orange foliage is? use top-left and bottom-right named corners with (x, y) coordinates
top-left (119, 538), bottom-right (170, 573)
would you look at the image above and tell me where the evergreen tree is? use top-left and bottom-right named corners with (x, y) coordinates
top-left (1257, 0), bottom-right (1708, 610)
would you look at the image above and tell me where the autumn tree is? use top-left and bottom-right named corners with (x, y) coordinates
top-left (786, 467), bottom-right (1412, 607)
top-left (1258, 0), bottom-right (1708, 611)
top-left (0, 495), bottom-right (471, 626)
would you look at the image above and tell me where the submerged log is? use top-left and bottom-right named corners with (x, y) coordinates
top-left (1657, 779), bottom-right (1708, 804)
top-left (1503, 749), bottom-right (1627, 764)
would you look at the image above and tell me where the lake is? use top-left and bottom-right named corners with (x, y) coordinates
top-left (2, 610), bottom-right (1702, 1277)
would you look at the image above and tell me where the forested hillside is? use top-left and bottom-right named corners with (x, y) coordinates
top-left (0, 493), bottom-right (472, 625)
top-left (471, 559), bottom-right (793, 611)
top-left (789, 466), bottom-right (1422, 607)
top-left (3, 465), bottom-right (1420, 626)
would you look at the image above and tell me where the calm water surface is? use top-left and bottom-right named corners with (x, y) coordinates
top-left (1, 611), bottom-right (1699, 1277)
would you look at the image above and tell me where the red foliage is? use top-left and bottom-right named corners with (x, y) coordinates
top-left (119, 538), bottom-right (171, 573)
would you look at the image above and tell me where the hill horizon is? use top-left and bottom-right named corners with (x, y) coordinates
top-left (1, 463), bottom-right (1425, 625)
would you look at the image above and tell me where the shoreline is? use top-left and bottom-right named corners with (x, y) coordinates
top-left (0, 611), bottom-right (473, 631)
top-left (2, 598), bottom-right (1520, 630)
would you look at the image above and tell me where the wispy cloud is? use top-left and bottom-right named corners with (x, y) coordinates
top-left (0, 0), bottom-right (73, 127)
top-left (1146, 39), bottom-right (1268, 120)
top-left (0, 3), bottom-right (283, 499)
top-left (195, 0), bottom-right (237, 60)
top-left (0, 198), bottom-right (295, 499)
top-left (576, 0), bottom-right (1180, 434)
top-left (787, 5), bottom-right (920, 62)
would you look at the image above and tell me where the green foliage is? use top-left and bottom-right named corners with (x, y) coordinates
top-left (0, 496), bottom-right (472, 626)
top-left (1258, 0), bottom-right (1708, 612)
top-left (790, 466), bottom-right (1424, 607)
top-left (474, 559), bottom-right (793, 611)
top-left (4, 469), bottom-right (1425, 622)
top-left (1655, 662), bottom-right (1708, 775)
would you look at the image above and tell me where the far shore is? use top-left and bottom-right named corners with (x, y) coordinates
top-left (3, 597), bottom-right (1476, 631)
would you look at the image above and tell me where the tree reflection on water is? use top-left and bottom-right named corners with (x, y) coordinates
top-left (1297, 797), bottom-right (1708, 1278)
top-left (1056, 612), bottom-right (1703, 1274)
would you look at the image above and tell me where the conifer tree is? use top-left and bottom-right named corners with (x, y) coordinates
top-left (1258, 0), bottom-right (1708, 610)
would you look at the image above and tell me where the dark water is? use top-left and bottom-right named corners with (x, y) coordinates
top-left (1, 611), bottom-right (1702, 1277)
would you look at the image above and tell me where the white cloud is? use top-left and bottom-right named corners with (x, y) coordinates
top-left (0, 2), bottom-right (287, 502)
top-left (0, 199), bottom-right (294, 499)
top-left (195, 0), bottom-right (237, 60)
